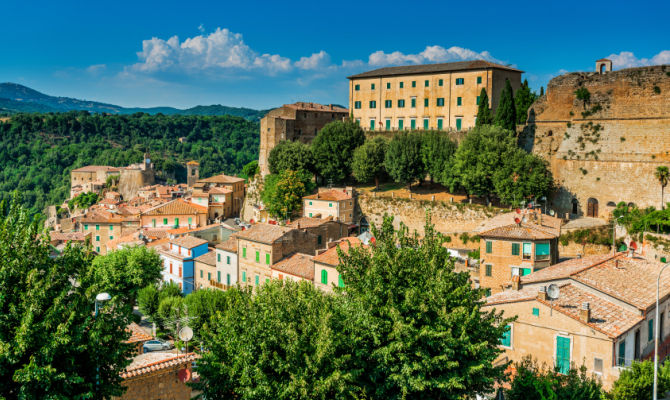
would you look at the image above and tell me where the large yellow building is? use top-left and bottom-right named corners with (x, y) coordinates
top-left (347, 60), bottom-right (522, 131)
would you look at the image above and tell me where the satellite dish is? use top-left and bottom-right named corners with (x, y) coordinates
top-left (514, 217), bottom-right (521, 224)
top-left (522, 216), bottom-right (528, 223)
top-left (178, 326), bottom-right (193, 342)
top-left (547, 284), bottom-right (560, 300)
top-left (178, 368), bottom-right (192, 383)
top-left (549, 209), bottom-right (556, 216)
top-left (515, 208), bottom-right (521, 214)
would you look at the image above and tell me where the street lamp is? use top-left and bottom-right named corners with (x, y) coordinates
top-left (654, 263), bottom-right (670, 400)
top-left (94, 292), bottom-right (111, 397)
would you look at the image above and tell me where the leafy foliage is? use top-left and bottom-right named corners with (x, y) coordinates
top-left (268, 140), bottom-right (315, 175)
top-left (384, 132), bottom-right (425, 188)
top-left (575, 87), bottom-right (591, 109)
top-left (610, 360), bottom-right (670, 400)
top-left (240, 160), bottom-right (259, 180)
top-left (476, 88), bottom-right (493, 126)
top-left (262, 170), bottom-right (314, 220)
top-left (655, 166), bottom-right (669, 209)
top-left (0, 112), bottom-right (259, 213)
top-left (494, 79), bottom-right (517, 132)
top-left (492, 148), bottom-right (554, 205)
top-left (422, 131), bottom-right (457, 186)
top-left (311, 120), bottom-right (365, 183)
top-left (68, 191), bottom-right (99, 210)
top-left (352, 136), bottom-right (388, 188)
top-left (514, 80), bottom-right (537, 124)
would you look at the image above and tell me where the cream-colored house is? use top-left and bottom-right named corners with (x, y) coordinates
top-left (303, 188), bottom-right (355, 224)
top-left (313, 237), bottom-right (362, 292)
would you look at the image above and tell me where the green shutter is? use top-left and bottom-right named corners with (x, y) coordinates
top-left (512, 243), bottom-right (520, 255)
top-left (521, 268), bottom-right (532, 276)
top-left (386, 119), bottom-right (391, 130)
top-left (200, 270), bottom-right (203, 278)
top-left (227, 274), bottom-right (231, 285)
top-left (476, 96), bottom-right (481, 105)
top-left (500, 324), bottom-right (511, 347)
top-left (174, 217), bottom-right (179, 227)
top-left (370, 119), bottom-right (375, 130)
top-left (398, 119), bottom-right (404, 130)
top-left (226, 256), bottom-right (230, 264)
top-left (486, 241), bottom-right (492, 253)
top-left (255, 275), bottom-right (259, 285)
top-left (317, 235), bottom-right (322, 245)
top-left (163, 218), bottom-right (168, 225)
top-left (556, 336), bottom-right (571, 374)
top-left (96, 236), bottom-right (100, 241)
top-left (84, 224), bottom-right (88, 230)
top-left (411, 119), bottom-right (416, 129)
top-left (438, 79), bottom-right (443, 86)
top-left (355, 84), bottom-right (360, 91)
top-left (424, 98), bottom-right (428, 107)
top-left (532, 307), bottom-right (540, 316)
top-left (399, 82), bottom-right (404, 88)
top-left (242, 247), bottom-right (246, 258)
top-left (208, 272), bottom-right (211, 280)
top-left (96, 224), bottom-right (100, 231)
top-left (411, 98), bottom-right (416, 107)
top-left (477, 76), bottom-right (482, 84)
top-left (456, 118), bottom-right (462, 130)
top-left (338, 275), bottom-right (345, 287)
top-left (618, 340), bottom-right (626, 366)
top-left (412, 81), bottom-right (416, 87)
top-left (188, 217), bottom-right (192, 225)
top-left (242, 271), bottom-right (246, 282)
top-left (109, 225), bottom-right (113, 231)
top-left (457, 97), bottom-right (462, 106)
top-left (217, 253), bottom-right (221, 262)
top-left (437, 119), bottom-right (443, 130)
top-left (485, 264), bottom-right (492, 276)
top-left (371, 83), bottom-right (375, 90)
top-left (109, 236), bottom-right (113, 240)
top-left (321, 269), bottom-right (328, 284)
top-left (266, 253), bottom-right (270, 265)
top-left (424, 80), bottom-right (429, 87)
top-left (386, 82), bottom-right (390, 89)
top-left (423, 119), bottom-right (429, 129)
top-left (255, 251), bottom-right (259, 262)
top-left (649, 319), bottom-right (654, 341)
top-left (152, 219), bottom-right (156, 228)
top-left (217, 271), bottom-right (221, 283)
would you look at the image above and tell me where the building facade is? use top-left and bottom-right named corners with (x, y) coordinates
top-left (139, 199), bottom-right (208, 229)
top-left (313, 237), bottom-right (362, 293)
top-left (287, 217), bottom-right (350, 251)
top-left (194, 250), bottom-right (217, 290)
top-left (158, 235), bottom-right (209, 294)
top-left (215, 237), bottom-right (238, 288)
top-left (303, 188), bottom-right (355, 224)
top-left (271, 253), bottom-right (314, 282)
top-left (195, 174), bottom-right (245, 217)
top-left (259, 102), bottom-right (348, 176)
top-left (79, 211), bottom-right (125, 254)
top-left (116, 352), bottom-right (198, 400)
top-left (347, 60), bottom-right (522, 132)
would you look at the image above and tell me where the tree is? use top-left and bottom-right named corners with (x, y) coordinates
top-left (0, 195), bottom-right (134, 398)
top-left (241, 160), bottom-right (259, 179)
top-left (494, 78), bottom-right (517, 133)
top-left (158, 281), bottom-right (183, 301)
top-left (506, 357), bottom-right (603, 400)
top-left (337, 216), bottom-right (513, 399)
top-left (540, 86), bottom-right (544, 96)
top-left (492, 149), bottom-right (554, 206)
top-left (453, 125), bottom-right (518, 201)
top-left (262, 169), bottom-right (313, 220)
top-left (610, 360), bottom-right (670, 400)
top-left (655, 166), bottom-right (669, 209)
top-left (384, 132), bottom-right (425, 189)
top-left (195, 282), bottom-right (358, 399)
top-left (475, 88), bottom-right (493, 126)
top-left (157, 295), bottom-right (188, 337)
top-left (575, 87), bottom-right (591, 109)
top-left (352, 136), bottom-right (388, 189)
top-left (421, 131), bottom-right (457, 185)
top-left (268, 141), bottom-right (314, 175)
top-left (311, 120), bottom-right (365, 183)
top-left (183, 288), bottom-right (229, 339)
top-left (138, 285), bottom-right (160, 322)
top-left (514, 79), bottom-right (536, 124)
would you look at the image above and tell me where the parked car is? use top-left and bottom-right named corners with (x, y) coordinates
top-left (143, 339), bottom-right (172, 353)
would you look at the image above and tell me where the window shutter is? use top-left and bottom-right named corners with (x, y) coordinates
top-left (321, 269), bottom-right (328, 284)
top-left (486, 241), bottom-right (492, 253)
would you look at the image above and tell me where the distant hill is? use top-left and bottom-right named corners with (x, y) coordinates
top-left (0, 83), bottom-right (269, 120)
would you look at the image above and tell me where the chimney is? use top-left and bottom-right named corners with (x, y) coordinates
top-left (511, 275), bottom-right (521, 291)
top-left (538, 286), bottom-right (548, 301)
top-left (580, 302), bottom-right (591, 323)
top-left (327, 241), bottom-right (338, 249)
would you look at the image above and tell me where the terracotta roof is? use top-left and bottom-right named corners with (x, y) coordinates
top-left (596, 58), bottom-right (611, 62)
top-left (283, 101), bottom-right (348, 113)
top-left (171, 235), bottom-right (208, 249)
top-left (72, 165), bottom-right (120, 172)
top-left (313, 237), bottom-right (362, 266)
top-left (215, 237), bottom-right (238, 253)
top-left (287, 216), bottom-right (335, 229)
top-left (81, 210), bottom-right (124, 223)
top-left (99, 198), bottom-right (120, 206)
top-left (186, 160), bottom-right (200, 165)
top-left (194, 250), bottom-right (216, 265)
top-left (50, 231), bottom-right (89, 242)
top-left (197, 174), bottom-right (244, 184)
top-left (485, 286), bottom-right (538, 306)
top-left (272, 253), bottom-right (314, 280)
top-left (474, 211), bottom-right (561, 234)
top-left (121, 352), bottom-right (199, 380)
top-left (146, 237), bottom-right (170, 248)
top-left (106, 230), bottom-right (141, 249)
top-left (478, 223), bottom-right (560, 240)
top-left (209, 187), bottom-right (232, 194)
top-left (234, 224), bottom-right (294, 244)
top-left (126, 322), bottom-right (153, 343)
top-left (347, 60), bottom-right (523, 79)
top-left (142, 228), bottom-right (171, 239)
top-left (304, 189), bottom-right (352, 202)
top-left (521, 254), bottom-right (617, 284)
top-left (142, 199), bottom-right (207, 216)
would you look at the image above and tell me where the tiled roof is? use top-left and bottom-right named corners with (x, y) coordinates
top-left (304, 189), bottom-right (352, 202)
top-left (126, 322), bottom-right (153, 343)
top-left (194, 250), bottom-right (216, 265)
top-left (474, 211), bottom-right (561, 236)
top-left (478, 223), bottom-right (560, 240)
top-left (146, 237), bottom-right (170, 248)
top-left (197, 174), bottom-right (244, 184)
top-left (284, 102), bottom-right (348, 113)
top-left (287, 216), bottom-right (334, 229)
top-left (186, 160), bottom-right (200, 165)
top-left (142, 228), bottom-right (171, 239)
top-left (106, 230), bottom-right (141, 249)
top-left (215, 237), bottom-right (238, 253)
top-left (209, 187), bottom-right (232, 194)
top-left (234, 224), bottom-right (294, 244)
top-left (272, 253), bottom-right (314, 280)
top-left (521, 254), bottom-right (617, 284)
top-left (485, 286), bottom-right (538, 306)
top-left (72, 165), bottom-right (120, 172)
top-left (142, 199), bottom-right (207, 215)
top-left (121, 352), bottom-right (199, 380)
top-left (50, 231), bottom-right (89, 242)
top-left (347, 60), bottom-right (523, 79)
top-left (81, 210), bottom-right (124, 223)
top-left (313, 237), bottom-right (363, 266)
top-left (171, 235), bottom-right (208, 249)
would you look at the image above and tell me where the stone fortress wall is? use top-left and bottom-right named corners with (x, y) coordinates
top-left (522, 64), bottom-right (670, 218)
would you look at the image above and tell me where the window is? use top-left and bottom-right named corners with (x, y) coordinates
top-left (436, 98), bottom-right (445, 107)
top-left (386, 82), bottom-right (391, 89)
top-left (532, 307), bottom-right (540, 316)
top-left (535, 243), bottom-right (550, 260)
top-left (317, 235), bottom-right (322, 245)
top-left (512, 243), bottom-right (520, 256)
top-left (174, 218), bottom-right (179, 227)
top-left (438, 79), bottom-right (443, 86)
top-left (485, 288), bottom-right (491, 297)
top-left (486, 241), bottom-right (493, 254)
top-left (309, 201), bottom-right (312, 205)
top-left (109, 235), bottom-right (113, 240)
top-left (226, 256), bottom-right (231, 265)
top-left (485, 264), bottom-right (492, 276)
top-left (266, 253), bottom-right (270, 265)
top-left (96, 246), bottom-right (100, 252)
top-left (423, 118), bottom-right (429, 129)
top-left (411, 81), bottom-right (416, 88)
top-left (152, 219), bottom-right (156, 228)
top-left (255, 251), bottom-right (260, 263)
top-left (456, 118), bottom-right (462, 130)
top-left (169, 263), bottom-right (173, 274)
top-left (96, 235), bottom-right (100, 241)
top-left (371, 83), bottom-right (375, 90)
top-left (456, 78), bottom-right (464, 85)
top-left (242, 271), bottom-right (246, 282)
top-left (457, 97), bottom-right (462, 106)
top-left (179, 266), bottom-right (182, 278)
top-left (227, 274), bottom-right (231, 285)
top-left (321, 269), bottom-right (328, 284)
top-left (410, 119), bottom-right (416, 130)
top-left (385, 100), bottom-right (392, 108)
top-left (369, 100), bottom-right (376, 108)
top-left (217, 271), bottom-right (221, 283)
top-left (329, 203), bottom-right (333, 207)
top-left (338, 275), bottom-right (345, 288)
top-left (477, 76), bottom-right (482, 84)
top-left (556, 336), bottom-right (571, 374)
top-left (207, 272), bottom-right (211, 280)
top-left (399, 82), bottom-right (404, 88)
top-left (500, 324), bottom-right (512, 347)
top-left (217, 253), bottom-right (221, 262)
top-left (188, 217), bottom-right (192, 226)
top-left (200, 270), bottom-right (203, 278)
top-left (96, 224), bottom-right (100, 231)
top-left (437, 118), bottom-right (443, 130)
top-left (649, 319), bottom-right (654, 342)
top-left (398, 119), bottom-right (404, 130)
top-left (109, 225), bottom-right (113, 231)
top-left (424, 80), bottom-right (429, 87)
top-left (594, 358), bottom-right (603, 374)
top-left (84, 224), bottom-right (89, 230)
top-left (424, 98), bottom-right (429, 107)
top-left (242, 247), bottom-right (246, 258)
top-left (354, 101), bottom-right (361, 109)
top-left (255, 275), bottom-right (260, 286)
top-left (163, 218), bottom-right (168, 225)
top-left (410, 97), bottom-right (416, 108)
top-left (355, 84), bottom-right (360, 91)
top-left (397, 99), bottom-right (405, 108)
top-left (355, 118), bottom-right (360, 126)
top-left (370, 119), bottom-right (375, 131)
top-left (309, 213), bottom-right (312, 217)
top-left (523, 243), bottom-right (532, 260)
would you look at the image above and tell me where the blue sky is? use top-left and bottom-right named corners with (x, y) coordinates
top-left (1, 0), bottom-right (668, 110)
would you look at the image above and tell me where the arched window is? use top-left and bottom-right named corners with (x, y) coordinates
top-left (321, 269), bottom-right (328, 285)
top-left (547, 130), bottom-right (553, 137)
top-left (571, 198), bottom-right (578, 215)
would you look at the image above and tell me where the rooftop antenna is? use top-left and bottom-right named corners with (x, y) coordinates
top-left (547, 284), bottom-right (560, 316)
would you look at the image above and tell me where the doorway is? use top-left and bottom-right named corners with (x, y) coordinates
top-left (587, 198), bottom-right (599, 217)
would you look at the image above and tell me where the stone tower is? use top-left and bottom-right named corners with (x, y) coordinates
top-left (596, 58), bottom-right (612, 74)
top-left (187, 160), bottom-right (200, 188)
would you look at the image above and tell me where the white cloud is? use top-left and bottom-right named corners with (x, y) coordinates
top-left (295, 51), bottom-right (331, 70)
top-left (606, 50), bottom-right (670, 69)
top-left (86, 64), bottom-right (107, 75)
top-left (368, 45), bottom-right (504, 66)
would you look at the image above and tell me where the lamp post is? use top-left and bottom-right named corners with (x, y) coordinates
top-left (94, 292), bottom-right (111, 398)
top-left (654, 263), bottom-right (670, 400)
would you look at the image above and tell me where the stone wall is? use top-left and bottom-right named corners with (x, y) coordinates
top-left (119, 168), bottom-right (155, 200)
top-left (523, 65), bottom-right (670, 218)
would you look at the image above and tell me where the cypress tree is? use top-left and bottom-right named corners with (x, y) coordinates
top-left (494, 78), bottom-right (517, 133)
top-left (540, 86), bottom-right (545, 96)
top-left (475, 88), bottom-right (492, 126)
top-left (514, 79), bottom-right (536, 124)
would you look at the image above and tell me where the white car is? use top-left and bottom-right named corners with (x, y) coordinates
top-left (143, 339), bottom-right (172, 352)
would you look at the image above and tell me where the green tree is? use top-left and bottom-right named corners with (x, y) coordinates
top-left (138, 285), bottom-right (160, 322)
top-left (268, 140), bottom-right (315, 175)
top-left (514, 79), bottom-right (536, 124)
top-left (262, 169), bottom-right (312, 220)
top-left (494, 78), bottom-right (517, 133)
top-left (492, 149), bottom-right (554, 205)
top-left (476, 88), bottom-right (493, 126)
top-left (384, 132), bottom-right (425, 189)
top-left (183, 288), bottom-right (229, 339)
top-left (540, 86), bottom-right (544, 96)
top-left (575, 87), bottom-right (591, 109)
top-left (157, 295), bottom-right (188, 337)
top-left (337, 215), bottom-right (513, 399)
top-left (506, 357), bottom-right (603, 400)
top-left (311, 120), bottom-right (365, 183)
top-left (0, 195), bottom-right (134, 398)
top-left (158, 281), bottom-right (183, 301)
top-left (195, 282), bottom-right (358, 400)
top-left (453, 125), bottom-right (518, 201)
top-left (655, 166), bottom-right (669, 209)
top-left (421, 131), bottom-right (457, 185)
top-left (610, 360), bottom-right (670, 400)
top-left (241, 160), bottom-right (259, 180)
top-left (352, 136), bottom-right (388, 189)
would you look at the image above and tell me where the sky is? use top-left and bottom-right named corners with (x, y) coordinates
top-left (1, 0), bottom-right (668, 110)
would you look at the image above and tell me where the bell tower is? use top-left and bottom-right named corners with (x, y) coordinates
top-left (186, 160), bottom-right (200, 188)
